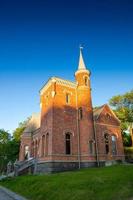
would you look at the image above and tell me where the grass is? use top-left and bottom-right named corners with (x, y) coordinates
top-left (0, 165), bottom-right (133, 200)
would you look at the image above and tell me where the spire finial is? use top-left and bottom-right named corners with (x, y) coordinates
top-left (78, 45), bottom-right (86, 70)
top-left (79, 44), bottom-right (83, 50)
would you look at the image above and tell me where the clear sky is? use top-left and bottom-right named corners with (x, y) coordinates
top-left (0, 0), bottom-right (133, 133)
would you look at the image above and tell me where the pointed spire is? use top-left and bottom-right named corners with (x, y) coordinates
top-left (75, 46), bottom-right (90, 77)
top-left (78, 46), bottom-right (86, 70)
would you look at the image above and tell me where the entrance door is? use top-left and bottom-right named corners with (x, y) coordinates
top-left (24, 145), bottom-right (30, 160)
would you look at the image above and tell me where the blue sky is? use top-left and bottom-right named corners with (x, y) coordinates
top-left (0, 0), bottom-right (133, 133)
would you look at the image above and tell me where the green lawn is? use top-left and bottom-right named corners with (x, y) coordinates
top-left (0, 165), bottom-right (133, 200)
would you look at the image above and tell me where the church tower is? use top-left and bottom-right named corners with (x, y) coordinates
top-left (75, 47), bottom-right (95, 164)
top-left (18, 47), bottom-right (125, 174)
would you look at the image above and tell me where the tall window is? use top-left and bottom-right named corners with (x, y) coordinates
top-left (85, 77), bottom-right (88, 86)
top-left (66, 93), bottom-right (70, 104)
top-left (46, 95), bottom-right (49, 106)
top-left (31, 142), bottom-right (34, 157)
top-left (45, 133), bottom-right (49, 156)
top-left (33, 141), bottom-right (35, 157)
top-left (78, 107), bottom-right (83, 120)
top-left (89, 140), bottom-right (93, 154)
top-left (42, 135), bottom-right (45, 156)
top-left (24, 145), bottom-right (30, 160)
top-left (104, 133), bottom-right (109, 154)
top-left (112, 135), bottom-right (117, 155)
top-left (35, 140), bottom-right (38, 157)
top-left (65, 133), bottom-right (71, 155)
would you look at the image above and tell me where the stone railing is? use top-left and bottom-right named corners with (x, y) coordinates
top-left (14, 158), bottom-right (37, 176)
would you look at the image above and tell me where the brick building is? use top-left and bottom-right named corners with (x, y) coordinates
top-left (19, 48), bottom-right (125, 173)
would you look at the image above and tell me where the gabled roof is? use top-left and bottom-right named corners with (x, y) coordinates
top-left (93, 105), bottom-right (105, 119)
top-left (22, 113), bottom-right (40, 137)
top-left (93, 104), bottom-right (120, 123)
top-left (40, 76), bottom-right (77, 95)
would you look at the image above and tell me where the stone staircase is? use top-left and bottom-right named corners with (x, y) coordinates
top-left (14, 158), bottom-right (37, 176)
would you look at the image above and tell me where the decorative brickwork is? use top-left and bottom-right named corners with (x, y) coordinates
top-left (19, 48), bottom-right (125, 173)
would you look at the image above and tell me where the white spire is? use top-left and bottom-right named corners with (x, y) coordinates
top-left (78, 46), bottom-right (86, 70)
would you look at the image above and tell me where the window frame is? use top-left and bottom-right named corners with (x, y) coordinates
top-left (78, 107), bottom-right (83, 120)
top-left (84, 76), bottom-right (89, 86)
top-left (111, 135), bottom-right (117, 155)
top-left (89, 140), bottom-right (94, 155)
top-left (41, 135), bottom-right (45, 157)
top-left (45, 133), bottom-right (49, 156)
top-left (66, 93), bottom-right (70, 104)
top-left (65, 133), bottom-right (71, 155)
top-left (104, 133), bottom-right (110, 155)
top-left (24, 145), bottom-right (30, 160)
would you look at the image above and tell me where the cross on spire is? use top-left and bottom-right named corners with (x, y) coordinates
top-left (79, 44), bottom-right (83, 50)
top-left (78, 45), bottom-right (86, 70)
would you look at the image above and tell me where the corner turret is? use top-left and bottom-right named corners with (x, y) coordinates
top-left (75, 47), bottom-right (91, 87)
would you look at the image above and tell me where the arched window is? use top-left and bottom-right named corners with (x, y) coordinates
top-left (35, 140), bottom-right (38, 157)
top-left (32, 141), bottom-right (35, 157)
top-left (78, 107), bottom-right (83, 120)
top-left (65, 133), bottom-right (71, 155)
top-left (66, 93), bottom-right (70, 104)
top-left (112, 135), bottom-right (117, 155)
top-left (104, 133), bottom-right (109, 154)
top-left (106, 113), bottom-right (111, 119)
top-left (89, 140), bottom-right (94, 154)
top-left (42, 135), bottom-right (45, 156)
top-left (31, 141), bottom-right (34, 157)
top-left (33, 141), bottom-right (36, 157)
top-left (45, 133), bottom-right (49, 156)
top-left (85, 77), bottom-right (88, 86)
top-left (46, 95), bottom-right (49, 106)
top-left (24, 145), bottom-right (30, 160)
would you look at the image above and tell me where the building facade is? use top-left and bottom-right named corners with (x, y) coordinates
top-left (19, 48), bottom-right (125, 173)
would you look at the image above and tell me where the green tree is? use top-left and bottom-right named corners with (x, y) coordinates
top-left (0, 129), bottom-right (10, 143)
top-left (0, 117), bottom-right (30, 173)
top-left (13, 126), bottom-right (25, 142)
top-left (13, 117), bottom-right (30, 142)
top-left (7, 139), bottom-right (20, 163)
top-left (109, 90), bottom-right (133, 146)
top-left (0, 129), bottom-right (11, 173)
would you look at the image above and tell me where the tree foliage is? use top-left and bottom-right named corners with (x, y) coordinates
top-left (0, 129), bottom-right (11, 173)
top-left (109, 90), bottom-right (133, 146)
top-left (0, 117), bottom-right (30, 173)
top-left (13, 117), bottom-right (30, 142)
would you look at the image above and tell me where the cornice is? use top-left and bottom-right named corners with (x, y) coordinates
top-left (40, 77), bottom-right (77, 95)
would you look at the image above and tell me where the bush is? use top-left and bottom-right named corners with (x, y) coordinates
top-left (124, 147), bottom-right (133, 162)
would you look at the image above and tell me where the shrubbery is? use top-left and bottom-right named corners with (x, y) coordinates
top-left (124, 147), bottom-right (133, 162)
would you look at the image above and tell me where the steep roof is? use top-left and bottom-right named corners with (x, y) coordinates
top-left (78, 47), bottom-right (86, 70)
top-left (75, 47), bottom-right (90, 76)
top-left (93, 104), bottom-right (120, 123)
top-left (93, 105), bottom-right (105, 120)
top-left (22, 113), bottom-right (40, 137)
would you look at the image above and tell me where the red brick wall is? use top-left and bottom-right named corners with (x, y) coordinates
top-left (19, 75), bottom-right (124, 165)
top-left (94, 105), bottom-right (124, 161)
top-left (75, 71), bottom-right (96, 161)
top-left (52, 83), bottom-right (78, 160)
top-left (19, 136), bottom-right (32, 161)
top-left (39, 71), bottom-right (96, 162)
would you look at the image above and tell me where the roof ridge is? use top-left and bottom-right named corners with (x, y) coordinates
top-left (52, 76), bottom-right (76, 85)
